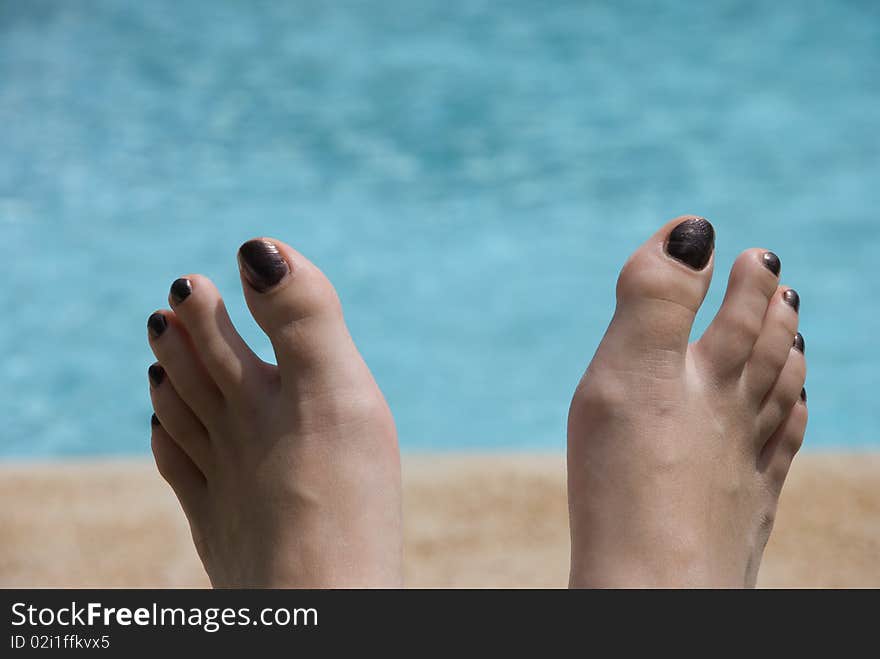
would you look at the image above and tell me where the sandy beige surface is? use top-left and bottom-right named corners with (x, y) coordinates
top-left (0, 453), bottom-right (877, 588)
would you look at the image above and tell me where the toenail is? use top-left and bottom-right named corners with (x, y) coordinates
top-left (762, 251), bottom-right (781, 276)
top-left (169, 278), bottom-right (192, 306)
top-left (800, 387), bottom-right (807, 403)
top-left (782, 289), bottom-right (800, 312)
top-left (147, 312), bottom-right (168, 338)
top-left (150, 413), bottom-right (161, 427)
top-left (238, 239), bottom-right (291, 292)
top-left (793, 332), bottom-right (805, 354)
top-left (665, 217), bottom-right (715, 270)
top-left (148, 363), bottom-right (165, 387)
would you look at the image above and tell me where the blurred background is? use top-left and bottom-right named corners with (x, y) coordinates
top-left (1, 0), bottom-right (878, 457)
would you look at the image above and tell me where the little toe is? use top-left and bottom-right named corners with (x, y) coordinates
top-left (236, 238), bottom-right (354, 378)
top-left (167, 274), bottom-right (267, 402)
top-left (147, 310), bottom-right (225, 425)
top-left (696, 249), bottom-right (780, 379)
top-left (151, 416), bottom-right (206, 518)
top-left (758, 396), bottom-right (808, 488)
top-left (150, 362), bottom-right (212, 473)
top-left (606, 215), bottom-right (715, 363)
top-left (743, 286), bottom-right (801, 400)
top-left (756, 340), bottom-right (807, 442)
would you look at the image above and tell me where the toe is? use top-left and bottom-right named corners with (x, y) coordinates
top-left (607, 216), bottom-right (715, 362)
top-left (151, 416), bottom-right (206, 518)
top-left (150, 362), bottom-right (212, 473)
top-left (236, 238), bottom-right (351, 376)
top-left (758, 396), bottom-right (808, 489)
top-left (167, 274), bottom-right (266, 402)
top-left (755, 338), bottom-right (807, 441)
top-left (147, 310), bottom-right (225, 425)
top-left (696, 249), bottom-right (780, 378)
top-left (743, 286), bottom-right (801, 400)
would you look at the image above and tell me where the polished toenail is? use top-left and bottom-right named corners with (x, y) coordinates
top-left (147, 312), bottom-right (168, 338)
top-left (800, 387), bottom-right (807, 403)
top-left (148, 363), bottom-right (165, 387)
top-left (783, 289), bottom-right (800, 312)
top-left (665, 217), bottom-right (715, 270)
top-left (238, 239), bottom-right (290, 292)
top-left (151, 413), bottom-right (161, 427)
top-left (793, 332), bottom-right (805, 354)
top-left (169, 278), bottom-right (192, 306)
top-left (762, 251), bottom-right (781, 276)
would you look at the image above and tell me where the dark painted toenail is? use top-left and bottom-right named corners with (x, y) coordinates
top-left (238, 239), bottom-right (290, 292)
top-left (151, 413), bottom-right (161, 427)
top-left (800, 388), bottom-right (807, 403)
top-left (793, 332), bottom-right (805, 354)
top-left (783, 289), bottom-right (800, 312)
top-left (169, 278), bottom-right (192, 306)
top-left (148, 363), bottom-right (165, 387)
top-left (762, 251), bottom-right (781, 276)
top-left (147, 312), bottom-right (167, 338)
top-left (665, 217), bottom-right (715, 270)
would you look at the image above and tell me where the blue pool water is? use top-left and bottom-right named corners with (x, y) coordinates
top-left (1, 1), bottom-right (878, 456)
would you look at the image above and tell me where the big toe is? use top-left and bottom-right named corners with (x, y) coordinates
top-left (237, 238), bottom-right (354, 380)
top-left (604, 215), bottom-right (715, 364)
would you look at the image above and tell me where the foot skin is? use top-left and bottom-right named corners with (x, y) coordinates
top-left (568, 216), bottom-right (808, 588)
top-left (147, 239), bottom-right (402, 587)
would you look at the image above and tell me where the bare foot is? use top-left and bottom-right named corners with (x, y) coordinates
top-left (147, 238), bottom-right (402, 587)
top-left (568, 216), bottom-right (807, 587)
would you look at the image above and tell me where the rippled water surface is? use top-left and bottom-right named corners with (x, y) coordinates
top-left (1, 0), bottom-right (878, 455)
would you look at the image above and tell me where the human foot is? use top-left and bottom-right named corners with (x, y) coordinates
top-left (568, 216), bottom-right (807, 588)
top-left (147, 238), bottom-right (402, 587)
